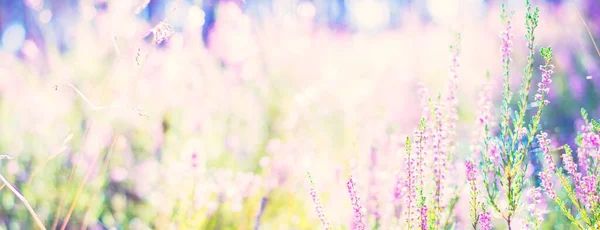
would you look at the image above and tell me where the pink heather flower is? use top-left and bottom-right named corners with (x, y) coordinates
top-left (465, 160), bottom-right (477, 183)
top-left (582, 175), bottom-right (597, 194)
top-left (347, 176), bottom-right (366, 230)
top-left (500, 18), bottom-right (513, 65)
top-left (489, 142), bottom-right (501, 162)
top-left (581, 175), bottom-right (597, 208)
top-left (562, 153), bottom-right (577, 176)
top-left (580, 124), bottom-right (600, 172)
top-left (539, 172), bottom-right (557, 200)
top-left (309, 176), bottom-right (330, 229)
top-left (405, 157), bottom-right (416, 226)
top-left (414, 129), bottom-right (426, 190)
top-left (582, 126), bottom-right (600, 148)
top-left (433, 105), bottom-right (446, 210)
top-left (561, 153), bottom-right (583, 197)
top-left (478, 211), bottom-right (493, 230)
top-left (535, 64), bottom-right (554, 105)
top-left (419, 206), bottom-right (428, 230)
top-left (537, 132), bottom-right (555, 172)
top-left (526, 188), bottom-right (544, 229)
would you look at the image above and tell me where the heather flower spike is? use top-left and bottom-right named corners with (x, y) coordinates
top-left (347, 175), bottom-right (366, 230)
top-left (405, 137), bottom-right (415, 230)
top-left (481, 1), bottom-right (555, 229)
top-left (307, 173), bottom-right (331, 230)
top-left (478, 211), bottom-right (492, 230)
top-left (525, 188), bottom-right (543, 229)
top-left (465, 160), bottom-right (481, 229)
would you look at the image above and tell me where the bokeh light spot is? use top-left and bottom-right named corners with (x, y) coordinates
top-left (188, 5), bottom-right (206, 29)
top-left (39, 10), bottom-right (53, 24)
top-left (2, 23), bottom-right (26, 53)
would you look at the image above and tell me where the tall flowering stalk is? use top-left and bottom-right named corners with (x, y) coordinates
top-left (443, 33), bottom-right (461, 159)
top-left (471, 72), bottom-right (494, 230)
top-left (431, 100), bottom-right (445, 227)
top-left (482, 4), bottom-right (514, 217)
top-left (481, 1), bottom-right (556, 229)
top-left (498, 3), bottom-right (514, 147)
top-left (348, 175), bottom-right (366, 230)
top-left (433, 33), bottom-right (461, 225)
top-left (405, 137), bottom-right (416, 229)
top-left (308, 173), bottom-right (331, 230)
top-left (466, 160), bottom-right (481, 229)
top-left (414, 119), bottom-right (428, 230)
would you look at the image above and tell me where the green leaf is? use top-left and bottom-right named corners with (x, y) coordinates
top-left (581, 108), bottom-right (589, 124)
top-left (540, 47), bottom-right (553, 63)
top-left (592, 120), bottom-right (600, 132)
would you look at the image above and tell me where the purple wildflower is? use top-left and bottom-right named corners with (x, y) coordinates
top-left (489, 142), bottom-right (501, 163)
top-left (526, 188), bottom-right (544, 229)
top-left (562, 153), bottom-right (578, 177)
top-left (309, 175), bottom-right (330, 229)
top-left (500, 13), bottom-right (513, 67)
top-left (419, 206), bottom-right (428, 230)
top-left (478, 211), bottom-right (493, 230)
top-left (537, 132), bottom-right (555, 172)
top-left (535, 64), bottom-right (554, 105)
top-left (404, 136), bottom-right (417, 228)
top-left (465, 160), bottom-right (477, 184)
top-left (582, 175), bottom-right (597, 195)
top-left (539, 172), bottom-right (557, 200)
top-left (562, 153), bottom-right (583, 198)
top-left (581, 175), bottom-right (597, 208)
top-left (414, 128), bottom-right (426, 192)
top-left (432, 104), bottom-right (446, 213)
top-left (347, 176), bottom-right (366, 230)
top-left (579, 124), bottom-right (600, 172)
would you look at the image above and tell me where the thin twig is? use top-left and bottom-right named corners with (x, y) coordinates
top-left (60, 135), bottom-right (116, 230)
top-left (0, 173), bottom-right (47, 230)
top-left (576, 8), bottom-right (600, 59)
top-left (77, 135), bottom-right (117, 230)
top-left (62, 81), bottom-right (121, 111)
top-left (52, 122), bottom-right (93, 230)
